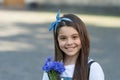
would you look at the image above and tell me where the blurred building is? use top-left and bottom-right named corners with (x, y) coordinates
top-left (0, 0), bottom-right (120, 8)
top-left (42, 0), bottom-right (120, 7)
top-left (0, 0), bottom-right (42, 8)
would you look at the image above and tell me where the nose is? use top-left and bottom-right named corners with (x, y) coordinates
top-left (66, 38), bottom-right (73, 45)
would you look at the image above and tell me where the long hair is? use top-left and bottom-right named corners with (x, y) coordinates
top-left (53, 14), bottom-right (90, 80)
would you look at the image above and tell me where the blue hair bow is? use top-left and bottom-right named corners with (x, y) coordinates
top-left (49, 10), bottom-right (72, 32)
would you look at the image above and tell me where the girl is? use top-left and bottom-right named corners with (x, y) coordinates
top-left (42, 10), bottom-right (104, 80)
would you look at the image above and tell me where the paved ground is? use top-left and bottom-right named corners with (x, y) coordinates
top-left (0, 9), bottom-right (120, 80)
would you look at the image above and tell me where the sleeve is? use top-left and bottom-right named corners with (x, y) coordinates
top-left (42, 72), bottom-right (49, 80)
top-left (89, 62), bottom-right (105, 80)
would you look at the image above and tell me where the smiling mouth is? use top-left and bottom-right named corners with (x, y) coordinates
top-left (65, 46), bottom-right (76, 50)
top-left (65, 46), bottom-right (76, 49)
top-left (65, 48), bottom-right (75, 52)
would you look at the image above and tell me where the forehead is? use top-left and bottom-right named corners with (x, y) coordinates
top-left (58, 26), bottom-right (78, 35)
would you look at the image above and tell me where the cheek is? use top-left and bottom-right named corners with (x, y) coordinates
top-left (76, 39), bottom-right (82, 47)
top-left (58, 40), bottom-right (66, 48)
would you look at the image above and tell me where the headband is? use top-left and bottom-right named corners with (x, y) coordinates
top-left (49, 10), bottom-right (72, 32)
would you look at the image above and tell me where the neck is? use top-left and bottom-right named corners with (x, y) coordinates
top-left (64, 55), bottom-right (78, 66)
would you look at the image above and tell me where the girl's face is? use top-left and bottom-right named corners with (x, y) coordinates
top-left (57, 26), bottom-right (81, 58)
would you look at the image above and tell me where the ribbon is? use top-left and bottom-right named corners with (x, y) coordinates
top-left (49, 10), bottom-right (72, 32)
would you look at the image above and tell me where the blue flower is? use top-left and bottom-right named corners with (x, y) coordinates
top-left (42, 57), bottom-right (65, 74)
top-left (53, 62), bottom-right (65, 74)
top-left (42, 57), bottom-right (53, 72)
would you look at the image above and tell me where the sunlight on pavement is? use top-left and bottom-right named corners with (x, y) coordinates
top-left (78, 14), bottom-right (120, 28)
top-left (0, 41), bottom-right (35, 51)
top-left (0, 10), bottom-right (52, 24)
top-left (0, 10), bottom-right (119, 27)
top-left (0, 26), bottom-right (30, 37)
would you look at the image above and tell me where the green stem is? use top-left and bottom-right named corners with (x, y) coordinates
top-left (48, 70), bottom-right (60, 80)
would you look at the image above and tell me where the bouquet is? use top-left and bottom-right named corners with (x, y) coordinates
top-left (42, 57), bottom-right (65, 80)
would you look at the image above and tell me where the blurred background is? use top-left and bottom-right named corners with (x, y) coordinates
top-left (0, 0), bottom-right (120, 80)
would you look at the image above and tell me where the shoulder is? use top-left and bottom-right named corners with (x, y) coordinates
top-left (89, 59), bottom-right (105, 80)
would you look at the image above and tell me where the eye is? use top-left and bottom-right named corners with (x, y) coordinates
top-left (59, 36), bottom-right (67, 41)
top-left (72, 35), bottom-right (79, 40)
top-left (60, 37), bottom-right (66, 40)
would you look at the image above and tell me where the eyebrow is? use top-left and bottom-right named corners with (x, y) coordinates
top-left (58, 33), bottom-right (79, 36)
top-left (72, 34), bottom-right (79, 36)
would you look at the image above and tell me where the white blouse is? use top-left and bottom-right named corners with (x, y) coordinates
top-left (42, 59), bottom-right (104, 80)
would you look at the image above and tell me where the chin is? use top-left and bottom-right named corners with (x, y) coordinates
top-left (65, 52), bottom-right (78, 56)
